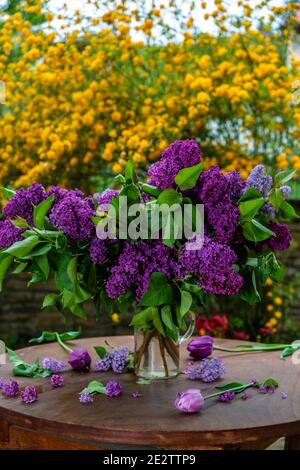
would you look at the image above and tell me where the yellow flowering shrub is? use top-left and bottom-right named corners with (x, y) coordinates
top-left (0, 0), bottom-right (299, 190)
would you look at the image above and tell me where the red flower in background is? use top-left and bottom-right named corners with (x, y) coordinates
top-left (259, 327), bottom-right (273, 337)
top-left (233, 331), bottom-right (250, 341)
top-left (196, 313), bottom-right (228, 338)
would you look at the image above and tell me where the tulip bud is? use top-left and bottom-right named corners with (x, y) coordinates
top-left (187, 336), bottom-right (213, 360)
top-left (68, 348), bottom-right (91, 371)
top-left (175, 389), bottom-right (204, 413)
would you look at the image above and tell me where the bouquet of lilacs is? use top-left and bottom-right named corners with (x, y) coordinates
top-left (0, 140), bottom-right (297, 378)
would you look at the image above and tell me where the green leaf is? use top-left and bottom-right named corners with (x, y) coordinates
top-left (59, 331), bottom-right (80, 341)
top-left (238, 269), bottom-right (261, 304)
top-left (261, 378), bottom-right (279, 388)
top-left (4, 235), bottom-right (40, 258)
top-left (157, 188), bottom-right (183, 207)
top-left (94, 346), bottom-right (107, 359)
top-left (6, 347), bottom-right (25, 367)
top-left (139, 272), bottom-right (174, 307)
top-left (269, 188), bottom-right (284, 212)
top-left (0, 253), bottom-right (13, 290)
top-left (161, 305), bottom-right (178, 341)
top-left (35, 254), bottom-right (50, 280)
top-left (22, 243), bottom-right (52, 258)
top-left (279, 200), bottom-right (299, 220)
top-left (33, 194), bottom-right (55, 229)
top-left (130, 306), bottom-right (157, 329)
top-left (136, 378), bottom-right (152, 385)
top-left (139, 183), bottom-right (161, 197)
top-left (29, 330), bottom-right (80, 344)
top-left (239, 187), bottom-right (262, 202)
top-left (215, 382), bottom-right (244, 392)
top-left (242, 219), bottom-right (275, 242)
top-left (12, 261), bottom-right (28, 274)
top-left (42, 293), bottom-right (58, 309)
top-left (125, 158), bottom-right (135, 182)
top-left (179, 290), bottom-right (192, 318)
top-left (239, 197), bottom-right (264, 220)
top-left (80, 380), bottom-right (106, 395)
top-left (0, 187), bottom-right (15, 198)
top-left (275, 169), bottom-right (296, 185)
top-left (174, 162), bottom-right (204, 190)
top-left (280, 346), bottom-right (294, 359)
top-left (152, 309), bottom-right (165, 336)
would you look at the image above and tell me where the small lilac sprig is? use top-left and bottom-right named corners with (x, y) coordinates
top-left (42, 357), bottom-right (67, 373)
top-left (1, 379), bottom-right (19, 398)
top-left (20, 386), bottom-right (38, 404)
top-left (94, 345), bottom-right (131, 374)
top-left (51, 374), bottom-right (64, 388)
top-left (79, 379), bottom-right (123, 403)
top-left (175, 377), bottom-right (279, 413)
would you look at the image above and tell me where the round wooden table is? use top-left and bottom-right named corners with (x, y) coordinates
top-left (0, 336), bottom-right (300, 450)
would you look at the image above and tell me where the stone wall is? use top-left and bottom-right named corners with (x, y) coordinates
top-left (0, 201), bottom-right (299, 347)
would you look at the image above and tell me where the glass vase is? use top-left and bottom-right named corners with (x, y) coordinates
top-left (134, 313), bottom-right (195, 379)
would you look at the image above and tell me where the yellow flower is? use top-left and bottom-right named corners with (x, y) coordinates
top-left (266, 304), bottom-right (274, 312)
top-left (274, 297), bottom-right (282, 306)
top-left (265, 277), bottom-right (272, 286)
top-left (274, 311), bottom-right (282, 319)
top-left (111, 313), bottom-right (120, 324)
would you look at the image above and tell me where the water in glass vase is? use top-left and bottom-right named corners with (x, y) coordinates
top-left (135, 329), bottom-right (180, 379)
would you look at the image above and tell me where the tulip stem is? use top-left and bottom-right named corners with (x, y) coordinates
top-left (55, 333), bottom-right (73, 354)
top-left (214, 344), bottom-right (290, 353)
top-left (204, 383), bottom-right (253, 401)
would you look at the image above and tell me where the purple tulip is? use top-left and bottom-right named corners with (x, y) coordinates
top-left (68, 348), bottom-right (91, 371)
top-left (175, 389), bottom-right (205, 414)
top-left (187, 336), bottom-right (213, 360)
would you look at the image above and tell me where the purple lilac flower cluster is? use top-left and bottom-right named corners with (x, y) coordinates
top-left (106, 240), bottom-right (179, 301)
top-left (3, 183), bottom-right (47, 224)
top-left (94, 347), bottom-right (129, 374)
top-left (42, 357), bottom-right (67, 373)
top-left (184, 357), bottom-right (225, 383)
top-left (147, 140), bottom-right (201, 190)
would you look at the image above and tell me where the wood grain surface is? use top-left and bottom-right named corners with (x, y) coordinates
top-left (0, 337), bottom-right (300, 450)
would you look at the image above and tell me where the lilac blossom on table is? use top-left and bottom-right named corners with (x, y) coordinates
top-left (79, 391), bottom-right (93, 404)
top-left (131, 391), bottom-right (142, 399)
top-left (184, 357), bottom-right (225, 383)
top-left (51, 374), bottom-right (64, 388)
top-left (111, 347), bottom-right (129, 374)
top-left (42, 357), bottom-right (67, 373)
top-left (2, 379), bottom-right (19, 397)
top-left (20, 386), bottom-right (38, 404)
top-left (94, 352), bottom-right (113, 372)
top-left (218, 391), bottom-right (235, 403)
top-left (105, 380), bottom-right (122, 397)
top-left (241, 391), bottom-right (250, 400)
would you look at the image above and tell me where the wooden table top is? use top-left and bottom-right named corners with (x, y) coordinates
top-left (0, 336), bottom-right (300, 449)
